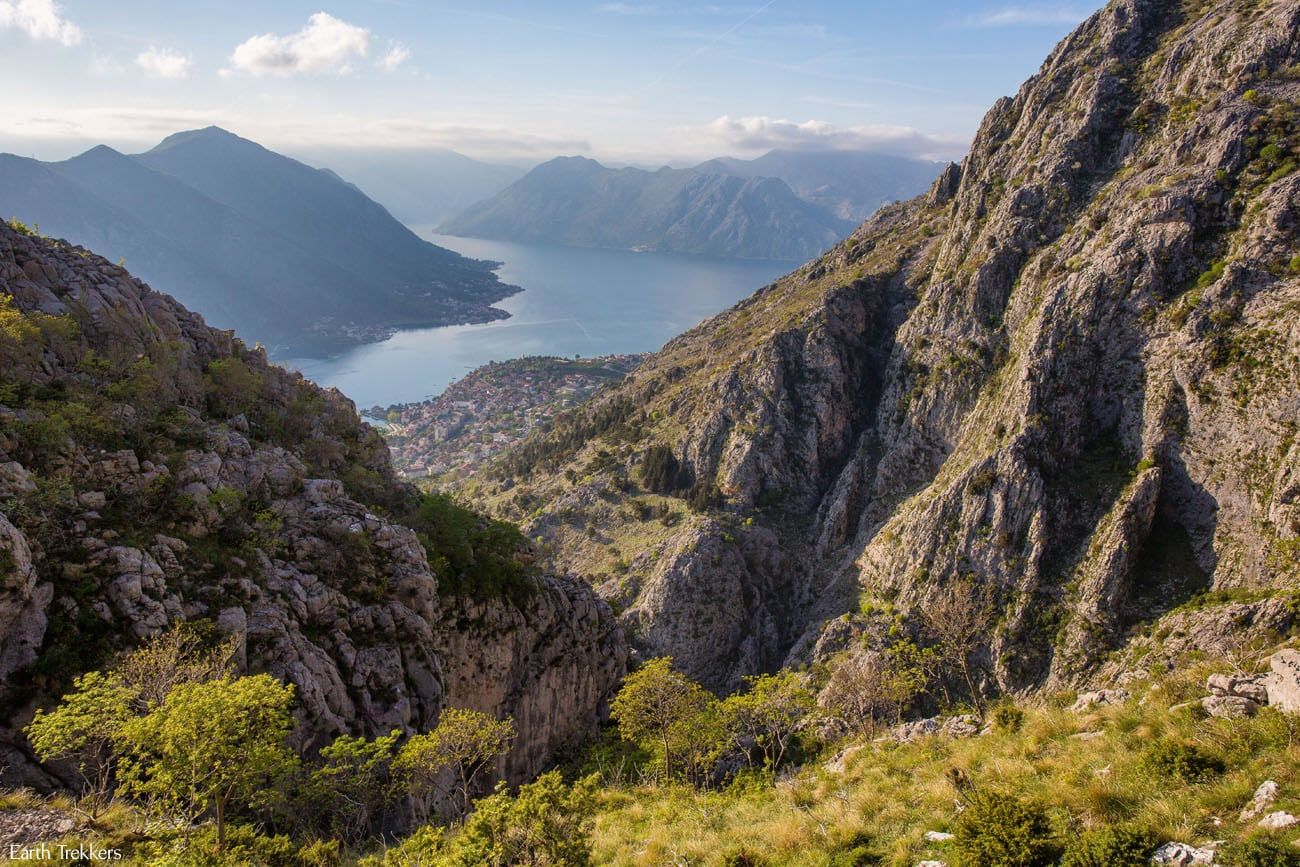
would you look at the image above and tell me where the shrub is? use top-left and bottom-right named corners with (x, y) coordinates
top-left (718, 845), bottom-right (770, 866)
top-left (952, 791), bottom-right (1059, 867)
top-left (1220, 833), bottom-right (1300, 867)
top-left (130, 824), bottom-right (300, 867)
top-left (992, 703), bottom-right (1025, 733)
top-left (1139, 740), bottom-right (1225, 783)
top-left (1059, 824), bottom-right (1159, 867)
top-left (826, 831), bottom-right (880, 866)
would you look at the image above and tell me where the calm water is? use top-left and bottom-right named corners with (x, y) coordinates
top-left (278, 231), bottom-right (796, 409)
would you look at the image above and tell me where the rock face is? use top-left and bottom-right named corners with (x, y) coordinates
top-left (460, 0), bottom-right (1300, 693)
top-left (1265, 649), bottom-right (1300, 712)
top-left (0, 222), bottom-right (626, 790)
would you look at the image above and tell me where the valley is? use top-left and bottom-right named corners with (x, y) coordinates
top-left (1, 0), bottom-right (1299, 864)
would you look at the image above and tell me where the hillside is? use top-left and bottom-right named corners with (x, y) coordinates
top-left (379, 355), bottom-right (645, 481)
top-left (697, 148), bottom-right (944, 222)
top-left (458, 0), bottom-right (1300, 695)
top-left (0, 220), bottom-right (625, 793)
top-left (441, 156), bottom-right (855, 261)
top-left (0, 128), bottom-right (519, 355)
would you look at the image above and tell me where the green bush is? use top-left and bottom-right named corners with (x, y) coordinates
top-left (718, 846), bottom-right (770, 866)
top-left (130, 824), bottom-right (301, 866)
top-left (992, 704), bottom-right (1024, 733)
top-left (1140, 740), bottom-right (1225, 783)
top-left (1060, 824), bottom-right (1158, 867)
top-left (1220, 833), bottom-right (1300, 867)
top-left (826, 831), bottom-right (880, 866)
top-left (952, 791), bottom-right (1059, 867)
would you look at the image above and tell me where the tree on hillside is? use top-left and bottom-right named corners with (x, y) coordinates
top-left (722, 670), bottom-right (817, 772)
top-left (395, 707), bottom-right (516, 820)
top-left (919, 581), bottom-right (995, 710)
top-left (114, 622), bottom-right (239, 712)
top-left (447, 771), bottom-right (600, 866)
top-left (303, 730), bottom-right (404, 845)
top-left (25, 671), bottom-right (135, 818)
top-left (610, 657), bottom-right (724, 784)
top-left (117, 674), bottom-right (298, 852)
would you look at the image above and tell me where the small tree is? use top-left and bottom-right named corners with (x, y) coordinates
top-left (819, 640), bottom-right (931, 733)
top-left (115, 623), bottom-right (238, 712)
top-left (25, 671), bottom-right (135, 818)
top-left (610, 657), bottom-right (721, 783)
top-left (395, 708), bottom-right (515, 819)
top-left (919, 581), bottom-right (995, 710)
top-left (447, 771), bottom-right (599, 866)
top-left (117, 674), bottom-right (298, 852)
top-left (723, 671), bottom-right (816, 771)
top-left (303, 730), bottom-right (404, 845)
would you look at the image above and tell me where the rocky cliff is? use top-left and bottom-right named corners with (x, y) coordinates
top-left (462, 0), bottom-right (1300, 693)
top-left (0, 222), bottom-right (625, 789)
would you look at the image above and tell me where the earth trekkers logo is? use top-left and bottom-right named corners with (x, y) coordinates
top-left (7, 843), bottom-right (123, 861)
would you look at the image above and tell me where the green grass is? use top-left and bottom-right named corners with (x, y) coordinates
top-left (585, 662), bottom-right (1300, 866)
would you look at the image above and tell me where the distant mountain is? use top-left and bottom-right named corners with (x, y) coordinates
top-left (0, 127), bottom-right (518, 355)
top-left (288, 147), bottom-right (526, 225)
top-left (441, 156), bottom-right (854, 260)
top-left (695, 149), bottom-right (943, 222)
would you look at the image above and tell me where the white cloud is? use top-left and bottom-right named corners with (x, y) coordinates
top-left (964, 5), bottom-right (1088, 27)
top-left (0, 0), bottom-right (81, 46)
top-left (378, 42), bottom-right (410, 72)
top-left (229, 12), bottom-right (371, 77)
top-left (702, 114), bottom-right (968, 161)
top-left (135, 46), bottom-right (192, 80)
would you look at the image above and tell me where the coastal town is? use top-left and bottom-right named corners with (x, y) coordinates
top-left (374, 354), bottom-right (644, 480)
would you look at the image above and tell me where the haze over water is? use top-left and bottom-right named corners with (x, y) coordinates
top-left (280, 231), bottom-right (796, 410)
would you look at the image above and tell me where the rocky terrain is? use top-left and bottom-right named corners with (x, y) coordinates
top-left (0, 221), bottom-right (626, 791)
top-left (379, 355), bottom-right (644, 480)
top-left (460, 0), bottom-right (1300, 693)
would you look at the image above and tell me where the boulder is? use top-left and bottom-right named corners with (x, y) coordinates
top-left (1265, 650), bottom-right (1300, 713)
top-left (1201, 695), bottom-right (1258, 719)
top-left (1071, 689), bottom-right (1130, 712)
top-left (1205, 673), bottom-right (1269, 704)
top-left (1240, 780), bottom-right (1279, 822)
top-left (1150, 842), bottom-right (1215, 865)
top-left (1257, 811), bottom-right (1298, 830)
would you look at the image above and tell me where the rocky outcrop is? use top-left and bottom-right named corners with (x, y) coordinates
top-left (463, 0), bottom-right (1300, 695)
top-left (0, 222), bottom-right (625, 790)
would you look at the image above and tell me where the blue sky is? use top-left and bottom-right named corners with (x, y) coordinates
top-left (0, 0), bottom-right (1100, 165)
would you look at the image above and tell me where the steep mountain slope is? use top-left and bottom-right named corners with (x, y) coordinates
top-left (289, 147), bottom-right (526, 225)
top-left (0, 222), bottom-right (625, 790)
top-left (461, 0), bottom-right (1300, 693)
top-left (0, 128), bottom-right (519, 355)
top-left (697, 149), bottom-right (943, 222)
top-left (441, 156), bottom-right (853, 260)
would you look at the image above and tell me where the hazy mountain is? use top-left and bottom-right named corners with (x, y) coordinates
top-left (696, 149), bottom-right (943, 221)
top-left (0, 127), bottom-right (518, 354)
top-left (441, 156), bottom-right (853, 260)
top-left (288, 147), bottom-right (526, 225)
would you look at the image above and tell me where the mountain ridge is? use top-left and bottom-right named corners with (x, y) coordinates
top-left (440, 154), bottom-right (860, 261)
top-left (0, 128), bottom-right (520, 356)
top-left (455, 0), bottom-right (1300, 693)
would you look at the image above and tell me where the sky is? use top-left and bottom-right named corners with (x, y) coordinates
top-left (0, 0), bottom-right (1102, 166)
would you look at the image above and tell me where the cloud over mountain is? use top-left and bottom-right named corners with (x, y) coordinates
top-left (229, 12), bottom-right (370, 76)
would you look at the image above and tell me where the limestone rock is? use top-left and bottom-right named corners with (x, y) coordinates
top-left (1071, 689), bottom-right (1130, 712)
top-left (1266, 650), bottom-right (1300, 713)
top-left (1206, 673), bottom-right (1269, 704)
top-left (1201, 695), bottom-right (1258, 719)
top-left (1258, 812), bottom-right (1298, 830)
top-left (1240, 780), bottom-right (1279, 822)
top-left (1150, 842), bottom-right (1216, 865)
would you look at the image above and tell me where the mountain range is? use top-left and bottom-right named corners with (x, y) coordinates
top-left (0, 127), bottom-right (518, 355)
top-left (441, 151), bottom-right (940, 260)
